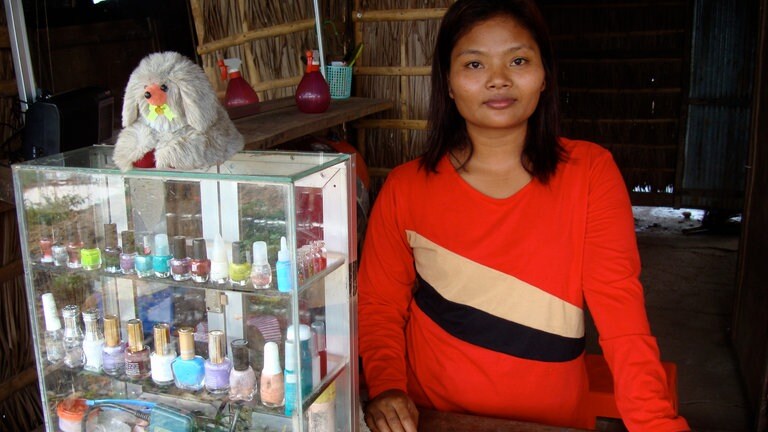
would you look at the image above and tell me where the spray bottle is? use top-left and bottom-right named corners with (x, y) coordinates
top-left (295, 50), bottom-right (330, 114)
top-left (218, 58), bottom-right (259, 108)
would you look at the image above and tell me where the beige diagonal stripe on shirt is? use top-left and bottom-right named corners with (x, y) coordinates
top-left (407, 230), bottom-right (584, 339)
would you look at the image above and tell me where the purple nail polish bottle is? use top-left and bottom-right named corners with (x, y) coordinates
top-left (204, 330), bottom-right (231, 394)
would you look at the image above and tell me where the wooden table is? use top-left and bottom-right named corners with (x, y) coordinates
top-left (231, 97), bottom-right (393, 150)
top-left (418, 409), bottom-right (591, 432)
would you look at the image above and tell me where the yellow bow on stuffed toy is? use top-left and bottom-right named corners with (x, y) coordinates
top-left (146, 104), bottom-right (176, 121)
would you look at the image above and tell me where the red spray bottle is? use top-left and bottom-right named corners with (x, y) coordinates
top-left (218, 58), bottom-right (259, 108)
top-left (295, 50), bottom-right (330, 114)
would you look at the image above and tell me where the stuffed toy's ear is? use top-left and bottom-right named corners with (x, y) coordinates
top-left (176, 58), bottom-right (220, 132)
top-left (121, 69), bottom-right (145, 127)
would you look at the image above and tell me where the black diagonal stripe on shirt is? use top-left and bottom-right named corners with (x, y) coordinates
top-left (414, 274), bottom-right (585, 362)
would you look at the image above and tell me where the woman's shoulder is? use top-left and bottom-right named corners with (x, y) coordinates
top-left (385, 157), bottom-right (429, 183)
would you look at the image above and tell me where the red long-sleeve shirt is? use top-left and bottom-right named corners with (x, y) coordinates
top-left (358, 138), bottom-right (689, 431)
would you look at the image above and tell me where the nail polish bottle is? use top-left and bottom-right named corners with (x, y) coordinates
top-left (204, 330), bottom-right (232, 394)
top-left (228, 241), bottom-right (250, 287)
top-left (276, 236), bottom-right (292, 292)
top-left (209, 234), bottom-right (229, 284)
top-left (153, 234), bottom-right (172, 278)
top-left (261, 341), bottom-right (285, 408)
top-left (41, 293), bottom-right (64, 363)
top-left (51, 228), bottom-right (68, 267)
top-left (125, 319), bottom-right (151, 379)
top-left (229, 339), bottom-right (256, 401)
top-left (190, 238), bottom-right (211, 283)
top-left (39, 223), bottom-right (53, 263)
top-left (311, 320), bottom-right (327, 379)
top-left (287, 324), bottom-right (314, 396)
top-left (250, 240), bottom-right (272, 289)
top-left (312, 240), bottom-right (327, 271)
top-left (80, 228), bottom-right (102, 271)
top-left (134, 233), bottom-right (154, 278)
top-left (102, 223), bottom-right (121, 273)
top-left (172, 327), bottom-right (205, 391)
top-left (150, 323), bottom-right (176, 386)
top-left (170, 236), bottom-right (191, 281)
top-left (66, 223), bottom-right (83, 269)
top-left (101, 314), bottom-right (125, 376)
top-left (284, 338), bottom-right (297, 416)
top-left (82, 309), bottom-right (105, 372)
top-left (61, 305), bottom-right (85, 369)
top-left (120, 230), bottom-right (137, 274)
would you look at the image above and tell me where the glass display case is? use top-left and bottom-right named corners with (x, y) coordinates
top-left (12, 146), bottom-right (357, 432)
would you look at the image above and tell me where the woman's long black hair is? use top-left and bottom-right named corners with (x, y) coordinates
top-left (421, 0), bottom-right (565, 183)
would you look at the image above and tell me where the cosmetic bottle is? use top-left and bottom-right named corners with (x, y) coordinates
top-left (80, 228), bottom-right (101, 271)
top-left (276, 236), bottom-right (292, 292)
top-left (119, 230), bottom-right (137, 274)
top-left (284, 338), bottom-right (297, 416)
top-left (125, 319), bottom-right (151, 379)
top-left (66, 223), bottom-right (83, 269)
top-left (61, 305), bottom-right (85, 369)
top-left (101, 314), bottom-right (125, 376)
top-left (251, 240), bottom-right (272, 289)
top-left (229, 339), bottom-right (256, 401)
top-left (40, 223), bottom-right (53, 263)
top-left (261, 341), bottom-right (285, 408)
top-left (82, 309), bottom-right (105, 372)
top-left (51, 228), bottom-right (68, 267)
top-left (311, 320), bottom-right (327, 379)
top-left (134, 233), bottom-right (154, 278)
top-left (287, 324), bottom-right (313, 396)
top-left (150, 323), bottom-right (176, 386)
top-left (228, 241), bottom-right (250, 287)
top-left (153, 234), bottom-right (172, 278)
top-left (210, 234), bottom-right (229, 284)
top-left (41, 293), bottom-right (64, 363)
top-left (102, 223), bottom-right (121, 273)
top-left (172, 327), bottom-right (205, 391)
top-left (205, 330), bottom-right (232, 394)
top-left (190, 238), bottom-right (211, 283)
top-left (312, 240), bottom-right (327, 271)
top-left (170, 236), bottom-right (191, 281)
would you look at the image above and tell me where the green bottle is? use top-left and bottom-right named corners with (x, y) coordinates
top-left (80, 227), bottom-right (102, 271)
top-left (229, 241), bottom-right (250, 287)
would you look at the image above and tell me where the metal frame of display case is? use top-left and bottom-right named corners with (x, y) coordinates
top-left (12, 145), bottom-right (358, 432)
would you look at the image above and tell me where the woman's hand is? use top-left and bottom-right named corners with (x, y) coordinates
top-left (364, 389), bottom-right (419, 432)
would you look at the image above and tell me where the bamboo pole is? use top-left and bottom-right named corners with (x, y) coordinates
top-left (197, 19), bottom-right (316, 55)
top-left (237, 0), bottom-right (262, 99)
top-left (188, 0), bottom-right (206, 47)
top-left (353, 8), bottom-right (447, 22)
top-left (252, 76), bottom-right (302, 92)
top-left (353, 119), bottom-right (427, 130)
top-left (400, 25), bottom-right (409, 146)
top-left (0, 259), bottom-right (22, 285)
top-left (355, 66), bottom-right (431, 76)
top-left (354, 0), bottom-right (366, 161)
top-left (0, 366), bottom-right (37, 404)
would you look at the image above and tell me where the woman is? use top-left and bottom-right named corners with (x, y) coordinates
top-left (358, 0), bottom-right (690, 431)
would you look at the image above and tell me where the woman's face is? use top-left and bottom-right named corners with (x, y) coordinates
top-left (448, 15), bottom-right (546, 137)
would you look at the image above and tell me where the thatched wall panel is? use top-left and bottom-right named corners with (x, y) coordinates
top-left (559, 59), bottom-right (683, 90)
top-left (541, 2), bottom-right (687, 35)
top-left (562, 120), bottom-right (679, 149)
top-left (552, 33), bottom-right (686, 59)
top-left (562, 92), bottom-right (681, 120)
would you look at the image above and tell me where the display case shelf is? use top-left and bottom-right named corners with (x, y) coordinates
top-left (13, 146), bottom-right (358, 432)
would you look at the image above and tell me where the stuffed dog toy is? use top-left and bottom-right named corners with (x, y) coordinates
top-left (113, 51), bottom-right (244, 171)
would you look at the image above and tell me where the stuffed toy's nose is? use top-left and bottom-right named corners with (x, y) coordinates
top-left (144, 83), bottom-right (168, 106)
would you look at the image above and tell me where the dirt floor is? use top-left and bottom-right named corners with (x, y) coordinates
top-left (596, 206), bottom-right (749, 431)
